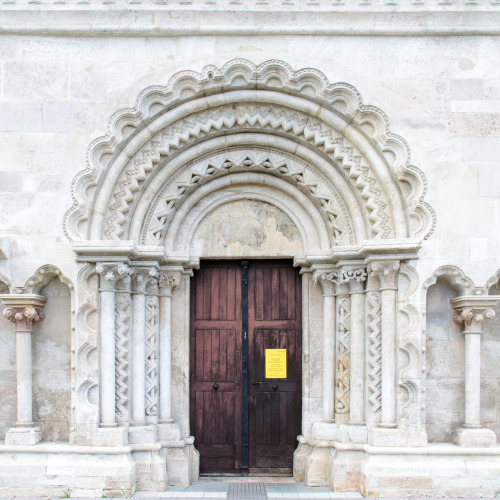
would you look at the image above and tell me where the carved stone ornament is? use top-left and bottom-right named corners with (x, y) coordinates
top-left (64, 59), bottom-right (435, 249)
top-left (96, 263), bottom-right (131, 289)
top-left (312, 270), bottom-right (338, 295)
top-left (451, 296), bottom-right (498, 334)
top-left (159, 271), bottom-right (181, 293)
top-left (368, 261), bottom-right (400, 290)
top-left (1, 295), bottom-right (47, 333)
top-left (453, 307), bottom-right (496, 333)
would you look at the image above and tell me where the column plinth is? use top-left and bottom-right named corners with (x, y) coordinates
top-left (1, 294), bottom-right (46, 445)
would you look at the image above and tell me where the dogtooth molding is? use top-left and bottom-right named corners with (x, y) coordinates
top-left (64, 59), bottom-right (435, 253)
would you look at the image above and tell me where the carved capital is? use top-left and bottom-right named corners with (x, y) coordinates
top-left (132, 267), bottom-right (158, 293)
top-left (453, 307), bottom-right (496, 334)
top-left (338, 267), bottom-right (367, 293)
top-left (367, 260), bottom-right (400, 291)
top-left (312, 270), bottom-right (338, 296)
top-left (3, 305), bottom-right (45, 332)
top-left (96, 262), bottom-right (131, 290)
top-left (451, 295), bottom-right (499, 334)
top-left (159, 271), bottom-right (181, 295)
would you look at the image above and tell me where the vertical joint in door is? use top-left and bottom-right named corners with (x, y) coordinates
top-left (241, 260), bottom-right (249, 471)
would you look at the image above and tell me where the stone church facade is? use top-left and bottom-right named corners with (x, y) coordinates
top-left (0, 2), bottom-right (500, 497)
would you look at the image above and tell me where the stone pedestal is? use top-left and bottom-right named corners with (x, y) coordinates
top-left (5, 426), bottom-right (42, 446)
top-left (453, 427), bottom-right (497, 448)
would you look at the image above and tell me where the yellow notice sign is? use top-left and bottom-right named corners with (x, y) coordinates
top-left (265, 349), bottom-right (287, 379)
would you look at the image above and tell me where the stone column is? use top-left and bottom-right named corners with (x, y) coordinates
top-left (368, 261), bottom-right (400, 428)
top-left (158, 270), bottom-right (181, 423)
top-left (2, 294), bottom-right (46, 445)
top-left (451, 296), bottom-right (498, 447)
top-left (343, 268), bottom-right (367, 424)
top-left (313, 270), bottom-right (337, 422)
top-left (96, 262), bottom-right (130, 428)
top-left (131, 267), bottom-right (157, 426)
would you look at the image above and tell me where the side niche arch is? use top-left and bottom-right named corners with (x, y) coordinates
top-left (64, 59), bottom-right (435, 258)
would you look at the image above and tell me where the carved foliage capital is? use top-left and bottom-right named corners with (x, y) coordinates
top-left (3, 305), bottom-right (45, 332)
top-left (159, 271), bottom-right (181, 294)
top-left (132, 267), bottom-right (158, 293)
top-left (338, 267), bottom-right (367, 293)
top-left (368, 260), bottom-right (400, 290)
top-left (453, 307), bottom-right (496, 333)
top-left (312, 270), bottom-right (338, 296)
top-left (96, 262), bottom-right (131, 289)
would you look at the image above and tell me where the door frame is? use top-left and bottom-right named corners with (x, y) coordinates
top-left (188, 259), bottom-right (303, 475)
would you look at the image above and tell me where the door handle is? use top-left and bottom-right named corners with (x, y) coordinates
top-left (272, 384), bottom-right (278, 391)
top-left (212, 383), bottom-right (219, 391)
top-left (250, 381), bottom-right (263, 385)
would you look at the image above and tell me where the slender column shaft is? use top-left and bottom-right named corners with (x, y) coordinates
top-left (100, 288), bottom-right (117, 426)
top-left (159, 292), bottom-right (173, 422)
top-left (132, 291), bottom-right (147, 424)
top-left (380, 287), bottom-right (397, 426)
top-left (158, 271), bottom-right (181, 423)
top-left (323, 293), bottom-right (336, 421)
top-left (16, 331), bottom-right (34, 425)
top-left (464, 332), bottom-right (481, 427)
top-left (349, 291), bottom-right (365, 423)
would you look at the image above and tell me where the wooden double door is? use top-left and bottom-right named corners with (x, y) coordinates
top-left (190, 261), bottom-right (302, 474)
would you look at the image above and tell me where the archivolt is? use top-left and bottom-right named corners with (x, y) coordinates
top-left (64, 59), bottom-right (435, 250)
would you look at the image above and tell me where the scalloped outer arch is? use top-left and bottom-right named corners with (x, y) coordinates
top-left (64, 59), bottom-right (435, 249)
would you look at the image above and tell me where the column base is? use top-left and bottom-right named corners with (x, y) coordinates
top-left (5, 426), bottom-right (42, 445)
top-left (368, 426), bottom-right (401, 447)
top-left (94, 426), bottom-right (128, 446)
top-left (129, 425), bottom-right (157, 444)
top-left (453, 427), bottom-right (497, 447)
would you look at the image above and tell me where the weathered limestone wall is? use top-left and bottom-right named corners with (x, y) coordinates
top-left (33, 277), bottom-right (71, 442)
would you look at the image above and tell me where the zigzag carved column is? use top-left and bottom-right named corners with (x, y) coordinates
top-left (313, 270), bottom-right (337, 422)
top-left (96, 262), bottom-right (130, 428)
top-left (158, 269), bottom-right (181, 424)
top-left (2, 294), bottom-right (46, 445)
top-left (452, 296), bottom-right (498, 447)
top-left (131, 266), bottom-right (158, 426)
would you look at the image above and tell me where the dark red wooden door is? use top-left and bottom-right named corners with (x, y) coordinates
top-left (248, 262), bottom-right (302, 470)
top-left (190, 262), bottom-right (242, 472)
top-left (190, 261), bottom-right (301, 473)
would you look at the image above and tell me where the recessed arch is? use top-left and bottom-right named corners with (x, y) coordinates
top-left (64, 59), bottom-right (435, 251)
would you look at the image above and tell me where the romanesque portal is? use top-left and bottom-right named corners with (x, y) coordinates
top-left (1, 59), bottom-right (499, 497)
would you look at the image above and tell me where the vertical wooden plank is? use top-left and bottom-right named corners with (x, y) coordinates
top-left (263, 268), bottom-right (272, 321)
top-left (271, 267), bottom-right (280, 320)
top-left (287, 267), bottom-right (296, 320)
top-left (195, 330), bottom-right (204, 382)
top-left (212, 329), bottom-right (220, 380)
top-left (219, 329), bottom-right (227, 381)
top-left (210, 268), bottom-right (220, 320)
top-left (271, 392), bottom-right (280, 444)
top-left (254, 267), bottom-right (263, 321)
top-left (279, 267), bottom-right (288, 320)
top-left (219, 267), bottom-right (228, 320)
top-left (280, 391), bottom-right (287, 444)
top-left (203, 268), bottom-right (212, 320)
top-left (227, 267), bottom-right (236, 321)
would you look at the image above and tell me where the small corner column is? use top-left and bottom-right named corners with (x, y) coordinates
top-left (451, 295), bottom-right (498, 447)
top-left (312, 269), bottom-right (337, 423)
top-left (158, 269), bottom-right (181, 425)
top-left (2, 294), bottom-right (46, 445)
top-left (344, 267), bottom-right (367, 425)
